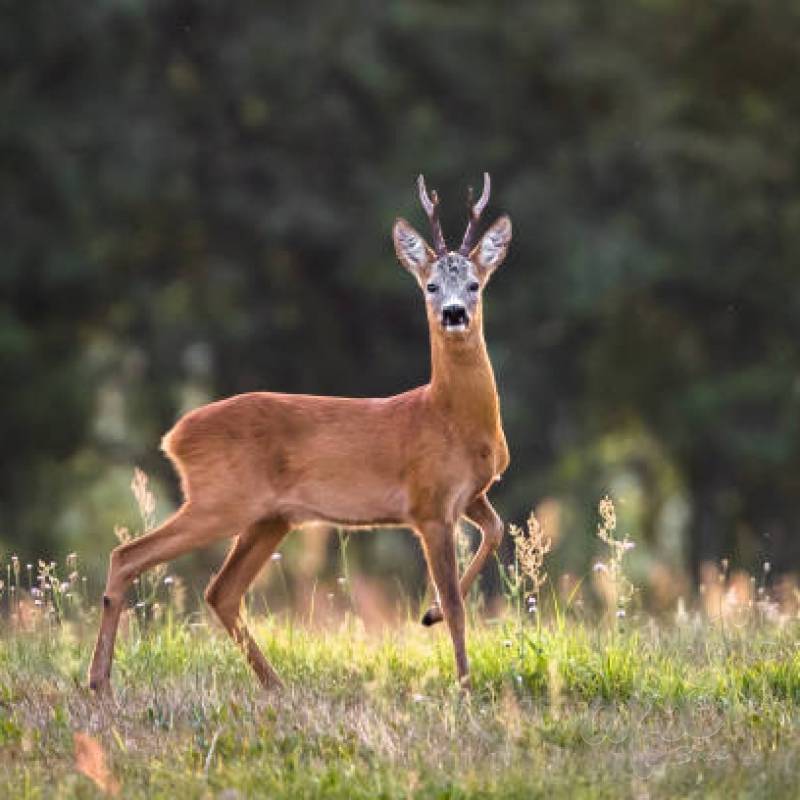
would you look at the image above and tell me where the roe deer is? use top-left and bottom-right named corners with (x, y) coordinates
top-left (88, 173), bottom-right (511, 693)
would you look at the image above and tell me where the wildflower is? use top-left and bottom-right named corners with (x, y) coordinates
top-left (270, 553), bottom-right (282, 562)
top-left (594, 495), bottom-right (636, 620)
top-left (509, 511), bottom-right (551, 599)
top-left (597, 495), bottom-right (617, 535)
top-left (763, 562), bottom-right (772, 575)
top-left (164, 576), bottom-right (174, 585)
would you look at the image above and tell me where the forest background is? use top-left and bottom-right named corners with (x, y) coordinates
top-left (3, 0), bottom-right (799, 616)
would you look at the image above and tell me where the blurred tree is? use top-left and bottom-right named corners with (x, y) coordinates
top-left (1, 0), bottom-right (799, 591)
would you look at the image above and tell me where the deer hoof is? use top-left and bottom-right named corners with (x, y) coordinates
top-left (421, 606), bottom-right (443, 627)
top-left (88, 675), bottom-right (112, 696)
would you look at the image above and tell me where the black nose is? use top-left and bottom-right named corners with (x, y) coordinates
top-left (442, 305), bottom-right (468, 327)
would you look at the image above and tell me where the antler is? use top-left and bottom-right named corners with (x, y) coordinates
top-left (417, 174), bottom-right (448, 256)
top-left (458, 172), bottom-right (491, 255)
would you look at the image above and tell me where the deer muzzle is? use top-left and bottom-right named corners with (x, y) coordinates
top-left (442, 304), bottom-right (469, 332)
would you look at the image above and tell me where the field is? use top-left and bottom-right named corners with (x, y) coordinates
top-left (1, 603), bottom-right (799, 799)
top-left (0, 497), bottom-right (797, 798)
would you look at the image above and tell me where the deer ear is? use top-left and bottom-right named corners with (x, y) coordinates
top-left (393, 218), bottom-right (435, 279)
top-left (470, 215), bottom-right (512, 278)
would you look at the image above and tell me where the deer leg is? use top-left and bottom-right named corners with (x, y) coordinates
top-left (419, 520), bottom-right (470, 687)
top-left (422, 493), bottom-right (503, 626)
top-left (88, 502), bottom-right (239, 693)
top-left (204, 517), bottom-right (289, 690)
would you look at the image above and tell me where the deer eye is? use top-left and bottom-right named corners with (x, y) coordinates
top-left (426, 283), bottom-right (439, 293)
top-left (468, 281), bottom-right (480, 292)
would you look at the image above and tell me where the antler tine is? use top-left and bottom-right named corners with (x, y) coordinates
top-left (458, 172), bottom-right (491, 255)
top-left (417, 174), bottom-right (448, 256)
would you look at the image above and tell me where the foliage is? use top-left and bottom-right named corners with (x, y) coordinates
top-left (1, 612), bottom-right (800, 797)
top-left (1, 522), bottom-right (798, 797)
top-left (3, 1), bottom-right (800, 588)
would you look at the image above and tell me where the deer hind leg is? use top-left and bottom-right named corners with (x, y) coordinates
top-left (418, 520), bottom-right (470, 687)
top-left (88, 502), bottom-right (241, 693)
top-left (421, 493), bottom-right (503, 627)
top-left (204, 517), bottom-right (289, 690)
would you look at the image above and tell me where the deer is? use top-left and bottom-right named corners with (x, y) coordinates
top-left (88, 173), bottom-right (512, 694)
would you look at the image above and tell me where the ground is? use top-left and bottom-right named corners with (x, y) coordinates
top-left (0, 609), bottom-right (798, 799)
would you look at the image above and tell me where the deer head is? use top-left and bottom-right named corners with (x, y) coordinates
top-left (393, 173), bottom-right (512, 337)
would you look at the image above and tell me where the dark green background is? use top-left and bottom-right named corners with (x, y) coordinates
top-left (3, 1), bottom-right (799, 602)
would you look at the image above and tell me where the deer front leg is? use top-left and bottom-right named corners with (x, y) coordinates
top-left (418, 520), bottom-right (470, 687)
top-left (204, 517), bottom-right (289, 690)
top-left (421, 493), bottom-right (503, 627)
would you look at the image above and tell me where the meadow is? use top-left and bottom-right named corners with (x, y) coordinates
top-left (2, 609), bottom-right (799, 799)
top-left (1, 499), bottom-right (799, 799)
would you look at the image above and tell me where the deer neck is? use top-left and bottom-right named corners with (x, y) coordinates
top-left (428, 314), bottom-right (500, 436)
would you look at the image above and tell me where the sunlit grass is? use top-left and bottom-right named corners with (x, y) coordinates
top-left (0, 611), bottom-right (799, 798)
top-left (1, 491), bottom-right (798, 797)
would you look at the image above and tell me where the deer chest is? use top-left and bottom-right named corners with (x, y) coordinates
top-left (474, 437), bottom-right (507, 480)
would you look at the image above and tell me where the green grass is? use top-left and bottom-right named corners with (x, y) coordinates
top-left (1, 611), bottom-right (799, 799)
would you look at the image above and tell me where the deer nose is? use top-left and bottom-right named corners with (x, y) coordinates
top-left (442, 305), bottom-right (468, 328)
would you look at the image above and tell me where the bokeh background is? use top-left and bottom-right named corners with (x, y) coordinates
top-left (3, 1), bottom-right (800, 617)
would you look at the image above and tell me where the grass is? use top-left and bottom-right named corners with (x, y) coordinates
top-left (0, 610), bottom-right (799, 799)
top-left (2, 488), bottom-right (797, 798)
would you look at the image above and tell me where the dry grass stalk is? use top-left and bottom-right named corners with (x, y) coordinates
top-left (509, 511), bottom-right (552, 609)
top-left (122, 468), bottom-right (167, 621)
top-left (74, 732), bottom-right (120, 796)
top-left (593, 495), bottom-right (635, 619)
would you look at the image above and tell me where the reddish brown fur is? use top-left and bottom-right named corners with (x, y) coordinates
top-left (88, 179), bottom-right (511, 694)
